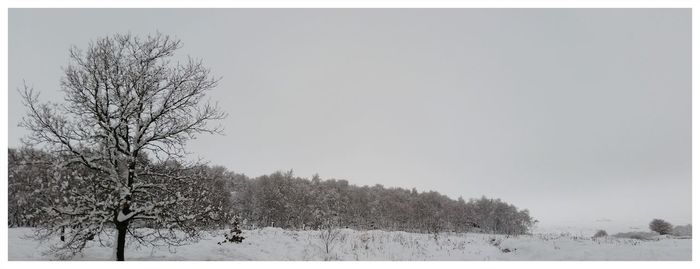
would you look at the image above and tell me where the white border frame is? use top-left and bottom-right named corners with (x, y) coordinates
top-left (1, 1), bottom-right (696, 269)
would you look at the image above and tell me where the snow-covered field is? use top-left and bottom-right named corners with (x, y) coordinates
top-left (8, 227), bottom-right (691, 261)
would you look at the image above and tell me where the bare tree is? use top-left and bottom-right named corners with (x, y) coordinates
top-left (19, 33), bottom-right (227, 261)
top-left (318, 216), bottom-right (342, 260)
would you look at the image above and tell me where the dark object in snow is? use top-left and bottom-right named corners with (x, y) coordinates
top-left (218, 217), bottom-right (245, 245)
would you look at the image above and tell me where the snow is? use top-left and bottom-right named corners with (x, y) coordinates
top-left (116, 210), bottom-right (138, 222)
top-left (8, 227), bottom-right (691, 261)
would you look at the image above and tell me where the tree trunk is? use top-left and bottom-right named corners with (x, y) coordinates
top-left (118, 160), bottom-right (136, 261)
top-left (115, 220), bottom-right (128, 261)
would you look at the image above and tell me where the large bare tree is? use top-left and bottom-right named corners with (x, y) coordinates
top-left (19, 33), bottom-right (227, 260)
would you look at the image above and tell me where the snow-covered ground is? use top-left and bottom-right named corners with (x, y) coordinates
top-left (8, 227), bottom-right (691, 261)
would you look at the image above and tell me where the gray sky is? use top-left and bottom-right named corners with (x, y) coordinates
top-left (8, 9), bottom-right (691, 230)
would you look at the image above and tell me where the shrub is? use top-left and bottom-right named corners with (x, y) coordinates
top-left (649, 219), bottom-right (673, 235)
top-left (218, 217), bottom-right (245, 245)
top-left (592, 230), bottom-right (608, 238)
top-left (671, 224), bottom-right (692, 237)
top-left (613, 231), bottom-right (658, 241)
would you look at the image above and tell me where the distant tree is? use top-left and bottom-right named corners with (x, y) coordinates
top-left (592, 230), bottom-right (608, 238)
top-left (466, 197), bottom-right (533, 235)
top-left (649, 219), bottom-right (673, 235)
top-left (18, 33), bottom-right (226, 260)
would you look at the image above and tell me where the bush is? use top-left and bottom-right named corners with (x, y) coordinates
top-left (649, 219), bottom-right (673, 235)
top-left (671, 224), bottom-right (692, 237)
top-left (592, 230), bottom-right (608, 238)
top-left (613, 231), bottom-right (658, 241)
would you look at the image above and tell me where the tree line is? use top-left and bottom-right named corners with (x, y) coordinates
top-left (9, 147), bottom-right (536, 236)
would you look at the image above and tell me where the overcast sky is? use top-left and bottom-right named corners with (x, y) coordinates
top-left (8, 9), bottom-right (691, 230)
